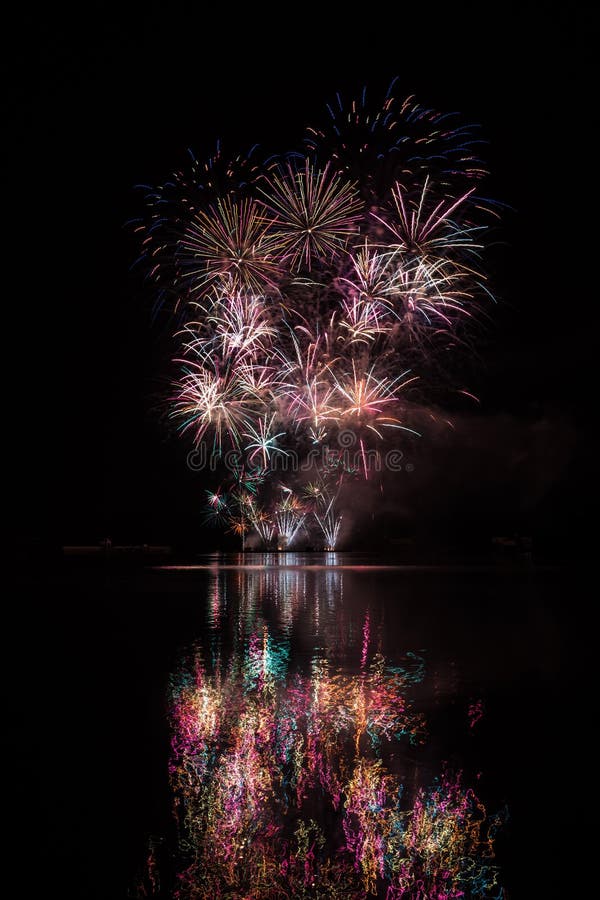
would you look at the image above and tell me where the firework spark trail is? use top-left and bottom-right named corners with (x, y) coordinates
top-left (311, 480), bottom-right (344, 550)
top-left (136, 81), bottom-right (499, 547)
top-left (274, 507), bottom-right (306, 550)
top-left (314, 507), bottom-right (342, 551)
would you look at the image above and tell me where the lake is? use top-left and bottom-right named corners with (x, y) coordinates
top-left (13, 554), bottom-right (567, 898)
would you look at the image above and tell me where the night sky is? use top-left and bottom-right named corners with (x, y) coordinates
top-left (6, 4), bottom-right (593, 558)
top-left (3, 11), bottom-right (592, 900)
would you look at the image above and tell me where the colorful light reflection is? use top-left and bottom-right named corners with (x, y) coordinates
top-left (159, 572), bottom-right (505, 898)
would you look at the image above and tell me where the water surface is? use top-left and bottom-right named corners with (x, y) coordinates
top-left (17, 555), bottom-right (566, 898)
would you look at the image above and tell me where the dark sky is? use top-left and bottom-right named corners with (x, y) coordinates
top-left (5, 4), bottom-right (593, 555)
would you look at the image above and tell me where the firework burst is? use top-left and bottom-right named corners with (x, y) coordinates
top-left (195, 290), bottom-right (277, 360)
top-left (372, 177), bottom-right (486, 269)
top-left (136, 82), bottom-right (499, 548)
top-left (181, 196), bottom-right (283, 295)
top-left (305, 82), bottom-right (488, 196)
top-left (333, 363), bottom-right (417, 436)
top-left (243, 413), bottom-right (288, 467)
top-left (259, 161), bottom-right (363, 270)
top-left (171, 357), bottom-right (259, 450)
